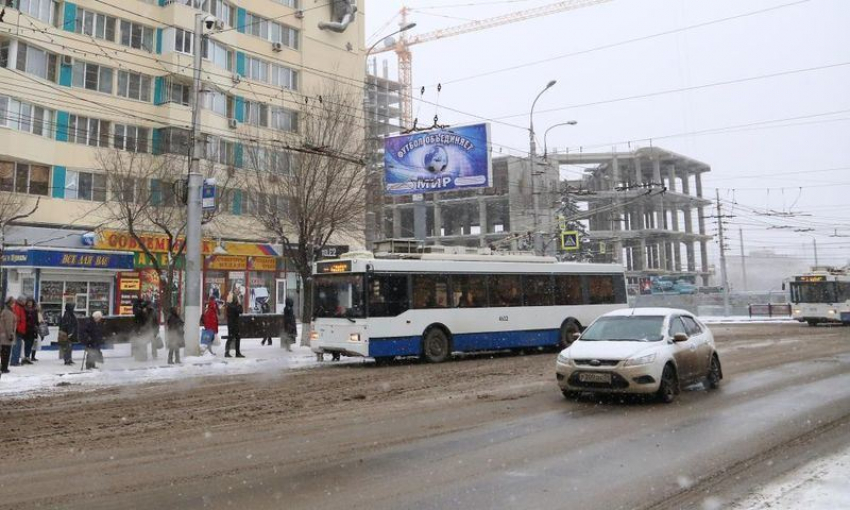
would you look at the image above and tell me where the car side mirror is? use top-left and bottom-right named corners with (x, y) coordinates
top-left (673, 332), bottom-right (689, 343)
top-left (572, 332), bottom-right (581, 340)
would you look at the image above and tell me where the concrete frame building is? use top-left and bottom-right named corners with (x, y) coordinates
top-left (554, 147), bottom-right (713, 285)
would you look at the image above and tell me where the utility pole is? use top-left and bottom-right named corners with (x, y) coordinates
top-left (529, 80), bottom-right (556, 256)
top-left (739, 227), bottom-right (748, 292)
top-left (716, 189), bottom-right (730, 316)
top-left (183, 12), bottom-right (207, 357)
top-left (813, 238), bottom-right (819, 267)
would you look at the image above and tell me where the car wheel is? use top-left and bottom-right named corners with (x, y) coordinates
top-left (422, 328), bottom-right (450, 363)
top-left (706, 355), bottom-right (722, 389)
top-left (657, 365), bottom-right (678, 404)
top-left (806, 320), bottom-right (818, 327)
top-left (559, 320), bottom-right (580, 350)
top-left (562, 390), bottom-right (582, 400)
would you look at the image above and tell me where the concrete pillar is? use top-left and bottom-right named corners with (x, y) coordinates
top-left (392, 207), bottom-right (402, 238)
top-left (695, 172), bottom-right (704, 198)
top-left (659, 239), bottom-right (668, 270)
top-left (634, 158), bottom-right (643, 186)
top-left (478, 198), bottom-right (488, 248)
top-left (698, 204), bottom-right (708, 284)
top-left (612, 157), bottom-right (621, 189)
top-left (667, 165), bottom-right (677, 193)
top-left (433, 200), bottom-right (442, 239)
top-left (637, 239), bottom-right (647, 271)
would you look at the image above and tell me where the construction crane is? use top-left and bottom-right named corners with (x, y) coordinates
top-left (371, 0), bottom-right (614, 129)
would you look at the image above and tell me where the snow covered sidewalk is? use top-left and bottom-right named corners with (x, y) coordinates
top-left (732, 444), bottom-right (850, 510)
top-left (0, 328), bottom-right (360, 398)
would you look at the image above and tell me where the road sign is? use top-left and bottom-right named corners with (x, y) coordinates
top-left (560, 231), bottom-right (579, 251)
top-left (202, 180), bottom-right (216, 211)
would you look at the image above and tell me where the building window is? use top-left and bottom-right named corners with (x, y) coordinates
top-left (165, 80), bottom-right (191, 106)
top-left (114, 125), bottom-right (150, 153)
top-left (74, 9), bottom-right (117, 42)
top-left (160, 127), bottom-right (190, 155)
top-left (270, 106), bottom-right (298, 132)
top-left (117, 70), bottom-right (152, 102)
top-left (72, 61), bottom-right (113, 94)
top-left (200, 0), bottom-right (233, 27)
top-left (174, 28), bottom-right (192, 55)
top-left (271, 22), bottom-right (299, 50)
top-left (68, 115), bottom-right (110, 147)
top-left (245, 55), bottom-right (268, 82)
top-left (15, 42), bottom-right (57, 82)
top-left (16, 0), bottom-right (55, 25)
top-left (0, 95), bottom-right (53, 138)
top-left (244, 100), bottom-right (268, 127)
top-left (206, 136), bottom-right (236, 166)
top-left (202, 38), bottom-right (232, 71)
top-left (0, 160), bottom-right (49, 196)
top-left (270, 63), bottom-right (298, 90)
top-left (119, 20), bottom-right (155, 52)
top-left (111, 176), bottom-right (142, 204)
top-left (271, 0), bottom-right (298, 8)
top-left (245, 12), bottom-right (299, 50)
top-left (65, 170), bottom-right (107, 201)
top-left (203, 90), bottom-right (228, 117)
top-left (0, 40), bottom-right (9, 68)
top-left (149, 179), bottom-right (177, 207)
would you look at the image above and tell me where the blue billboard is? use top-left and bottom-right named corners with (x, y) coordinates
top-left (384, 123), bottom-right (492, 196)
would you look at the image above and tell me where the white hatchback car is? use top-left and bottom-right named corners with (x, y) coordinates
top-left (555, 308), bottom-right (723, 403)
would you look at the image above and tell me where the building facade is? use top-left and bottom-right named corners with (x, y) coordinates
top-left (0, 0), bottom-right (365, 316)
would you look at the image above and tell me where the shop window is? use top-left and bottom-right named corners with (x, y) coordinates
top-left (523, 274), bottom-right (553, 306)
top-left (39, 280), bottom-right (112, 324)
top-left (412, 274), bottom-right (449, 309)
top-left (488, 274), bottom-right (522, 307)
top-left (0, 160), bottom-right (49, 196)
top-left (368, 273), bottom-right (409, 317)
top-left (554, 275), bottom-right (583, 306)
top-left (452, 274), bottom-right (488, 308)
top-left (588, 275), bottom-right (616, 305)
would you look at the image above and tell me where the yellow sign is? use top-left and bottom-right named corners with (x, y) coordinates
top-left (207, 255), bottom-right (247, 271)
top-left (120, 279), bottom-right (140, 291)
top-left (560, 231), bottom-right (579, 251)
top-left (250, 257), bottom-right (277, 271)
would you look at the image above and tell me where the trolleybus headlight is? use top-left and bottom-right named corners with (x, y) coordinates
top-left (794, 309), bottom-right (801, 314)
top-left (310, 331), bottom-right (318, 341)
top-left (349, 333), bottom-right (361, 342)
top-left (829, 310), bottom-right (836, 315)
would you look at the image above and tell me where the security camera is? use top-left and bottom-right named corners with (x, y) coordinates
top-left (204, 15), bottom-right (218, 30)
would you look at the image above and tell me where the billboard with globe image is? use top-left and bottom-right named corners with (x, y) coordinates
top-left (383, 123), bottom-right (492, 196)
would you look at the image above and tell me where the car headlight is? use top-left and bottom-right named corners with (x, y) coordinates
top-left (557, 353), bottom-right (570, 364)
top-left (828, 310), bottom-right (836, 315)
top-left (794, 309), bottom-right (801, 314)
top-left (623, 352), bottom-right (657, 367)
top-left (310, 331), bottom-right (318, 341)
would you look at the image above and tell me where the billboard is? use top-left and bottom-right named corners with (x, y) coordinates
top-left (383, 123), bottom-right (492, 196)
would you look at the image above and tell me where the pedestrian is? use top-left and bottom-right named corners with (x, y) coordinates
top-left (0, 296), bottom-right (17, 377)
top-left (58, 302), bottom-right (77, 366)
top-left (10, 296), bottom-right (26, 366)
top-left (19, 297), bottom-right (38, 364)
top-left (260, 298), bottom-right (273, 346)
top-left (201, 296), bottom-right (219, 355)
top-left (33, 303), bottom-right (49, 362)
top-left (166, 307), bottom-right (184, 365)
top-left (81, 311), bottom-right (105, 370)
top-left (225, 293), bottom-right (244, 358)
top-left (282, 298), bottom-right (296, 352)
top-left (148, 299), bottom-right (161, 360)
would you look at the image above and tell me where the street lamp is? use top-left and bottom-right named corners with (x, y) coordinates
top-left (543, 120), bottom-right (577, 160)
top-left (528, 80), bottom-right (557, 256)
top-left (364, 22), bottom-right (416, 251)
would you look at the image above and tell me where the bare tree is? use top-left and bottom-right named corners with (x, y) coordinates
top-left (242, 89), bottom-right (367, 344)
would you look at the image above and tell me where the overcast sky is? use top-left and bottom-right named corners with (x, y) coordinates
top-left (364, 0), bottom-right (850, 267)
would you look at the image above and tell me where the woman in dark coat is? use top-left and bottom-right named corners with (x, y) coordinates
top-left (22, 298), bottom-right (38, 363)
top-left (282, 298), bottom-right (296, 352)
top-left (58, 303), bottom-right (77, 366)
top-left (225, 293), bottom-right (243, 358)
top-left (166, 307), bottom-right (184, 365)
top-left (81, 311), bottom-right (105, 370)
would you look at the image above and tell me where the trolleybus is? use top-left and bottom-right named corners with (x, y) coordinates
top-left (787, 268), bottom-right (850, 325)
top-left (310, 253), bottom-right (628, 362)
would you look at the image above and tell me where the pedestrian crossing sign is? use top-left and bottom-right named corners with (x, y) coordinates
top-left (560, 231), bottom-right (579, 251)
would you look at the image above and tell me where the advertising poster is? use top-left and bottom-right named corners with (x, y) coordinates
top-left (383, 123), bottom-right (492, 196)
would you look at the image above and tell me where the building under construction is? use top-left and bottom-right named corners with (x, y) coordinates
top-left (554, 147), bottom-right (713, 286)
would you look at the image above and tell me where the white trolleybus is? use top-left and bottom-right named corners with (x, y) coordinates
top-left (787, 268), bottom-right (850, 325)
top-left (310, 253), bottom-right (628, 362)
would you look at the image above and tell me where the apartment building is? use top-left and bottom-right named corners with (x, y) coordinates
top-left (0, 0), bottom-right (364, 317)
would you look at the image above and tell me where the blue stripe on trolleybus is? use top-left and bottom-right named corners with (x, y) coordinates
top-left (368, 329), bottom-right (560, 358)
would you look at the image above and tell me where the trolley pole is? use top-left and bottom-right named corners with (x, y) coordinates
top-left (716, 189), bottom-right (730, 317)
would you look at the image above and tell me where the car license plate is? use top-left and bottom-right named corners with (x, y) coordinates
top-left (579, 372), bottom-right (612, 384)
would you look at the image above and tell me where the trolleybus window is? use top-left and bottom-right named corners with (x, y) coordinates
top-left (523, 274), bottom-right (554, 306)
top-left (367, 273), bottom-right (409, 317)
top-left (453, 274), bottom-right (488, 308)
top-left (412, 274), bottom-right (450, 309)
top-left (489, 275), bottom-right (522, 307)
top-left (589, 275), bottom-right (617, 304)
top-left (790, 282), bottom-right (837, 303)
top-left (314, 274), bottom-right (365, 318)
top-left (554, 275), bottom-right (583, 305)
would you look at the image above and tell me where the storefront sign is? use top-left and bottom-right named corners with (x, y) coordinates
top-left (117, 272), bottom-right (142, 315)
top-left (2, 249), bottom-right (134, 270)
top-left (135, 252), bottom-right (185, 269)
top-left (249, 257), bottom-right (277, 271)
top-left (96, 230), bottom-right (280, 258)
top-left (208, 255), bottom-right (247, 271)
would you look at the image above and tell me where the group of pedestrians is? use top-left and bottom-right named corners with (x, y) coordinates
top-left (0, 296), bottom-right (49, 377)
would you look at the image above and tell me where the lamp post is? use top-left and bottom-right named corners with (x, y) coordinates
top-left (543, 120), bottom-right (577, 160)
top-left (529, 80), bottom-right (557, 256)
top-left (364, 23), bottom-right (416, 250)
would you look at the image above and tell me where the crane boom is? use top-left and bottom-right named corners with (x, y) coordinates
top-left (371, 0), bottom-right (614, 129)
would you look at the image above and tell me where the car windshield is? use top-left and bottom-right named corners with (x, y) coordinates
top-left (579, 315), bottom-right (665, 342)
top-left (313, 274), bottom-right (366, 319)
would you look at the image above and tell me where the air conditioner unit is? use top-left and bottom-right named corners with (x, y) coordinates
top-left (231, 73), bottom-right (241, 84)
top-left (228, 118), bottom-right (238, 129)
top-left (61, 54), bottom-right (73, 66)
top-left (214, 19), bottom-right (225, 30)
top-left (272, 42), bottom-right (284, 52)
top-left (294, 10), bottom-right (304, 19)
